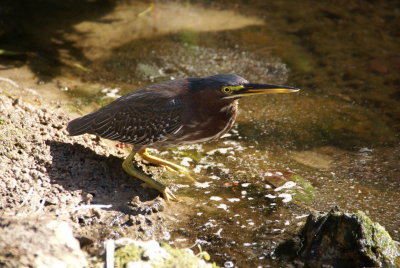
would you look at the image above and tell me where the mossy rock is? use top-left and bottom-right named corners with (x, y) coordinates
top-left (290, 174), bottom-right (315, 203)
top-left (275, 208), bottom-right (400, 267)
top-left (356, 211), bottom-right (400, 266)
top-left (115, 244), bottom-right (143, 267)
top-left (114, 239), bottom-right (215, 268)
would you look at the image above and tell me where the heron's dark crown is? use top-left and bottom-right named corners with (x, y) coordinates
top-left (188, 74), bottom-right (248, 91)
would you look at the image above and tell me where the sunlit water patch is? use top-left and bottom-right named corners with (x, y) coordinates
top-left (144, 132), bottom-right (310, 266)
top-left (146, 125), bottom-right (400, 266)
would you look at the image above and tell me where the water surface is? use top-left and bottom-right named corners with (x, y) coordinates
top-left (3, 0), bottom-right (399, 266)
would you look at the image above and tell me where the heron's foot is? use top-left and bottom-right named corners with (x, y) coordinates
top-left (163, 186), bottom-right (178, 202)
top-left (140, 183), bottom-right (178, 202)
top-left (122, 150), bottom-right (177, 202)
top-left (139, 148), bottom-right (196, 182)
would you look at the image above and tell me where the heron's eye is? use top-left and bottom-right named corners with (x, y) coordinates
top-left (222, 86), bottom-right (232, 94)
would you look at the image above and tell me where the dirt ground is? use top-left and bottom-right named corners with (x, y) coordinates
top-left (0, 80), bottom-right (181, 266)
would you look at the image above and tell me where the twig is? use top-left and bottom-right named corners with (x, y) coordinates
top-left (73, 204), bottom-right (112, 212)
top-left (34, 199), bottom-right (46, 214)
top-left (0, 77), bottom-right (21, 89)
top-left (19, 188), bottom-right (34, 208)
top-left (138, 2), bottom-right (154, 17)
top-left (105, 239), bottom-right (115, 268)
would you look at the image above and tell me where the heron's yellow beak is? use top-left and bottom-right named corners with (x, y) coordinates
top-left (223, 83), bottom-right (299, 99)
top-left (239, 83), bottom-right (300, 96)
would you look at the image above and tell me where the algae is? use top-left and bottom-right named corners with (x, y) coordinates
top-left (290, 174), bottom-right (315, 203)
top-left (113, 241), bottom-right (216, 268)
top-left (160, 243), bottom-right (208, 268)
top-left (114, 244), bottom-right (143, 268)
top-left (356, 211), bottom-right (400, 266)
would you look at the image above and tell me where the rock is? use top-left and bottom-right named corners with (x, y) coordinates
top-left (0, 217), bottom-right (88, 268)
top-left (275, 208), bottom-right (400, 267)
top-left (291, 150), bottom-right (333, 170)
top-left (140, 240), bottom-right (170, 261)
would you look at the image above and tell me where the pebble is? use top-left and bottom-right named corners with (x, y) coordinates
top-left (20, 173), bottom-right (31, 182)
top-left (224, 261), bottom-right (234, 268)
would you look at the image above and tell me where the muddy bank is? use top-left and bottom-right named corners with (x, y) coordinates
top-left (0, 89), bottom-right (176, 263)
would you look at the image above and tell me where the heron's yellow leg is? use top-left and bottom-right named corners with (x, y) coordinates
top-left (138, 148), bottom-right (196, 182)
top-left (122, 150), bottom-right (177, 201)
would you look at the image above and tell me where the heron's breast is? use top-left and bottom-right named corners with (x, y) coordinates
top-left (170, 101), bottom-right (238, 145)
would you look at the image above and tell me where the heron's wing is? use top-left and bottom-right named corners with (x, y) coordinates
top-left (67, 90), bottom-right (185, 145)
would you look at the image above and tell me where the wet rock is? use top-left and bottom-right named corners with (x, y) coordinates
top-left (275, 208), bottom-right (400, 267)
top-left (291, 150), bottom-right (333, 170)
top-left (0, 217), bottom-right (88, 267)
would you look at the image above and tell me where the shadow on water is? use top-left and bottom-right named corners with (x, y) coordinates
top-left (46, 140), bottom-right (158, 210)
top-left (81, 26), bottom-right (288, 92)
top-left (0, 0), bottom-right (115, 81)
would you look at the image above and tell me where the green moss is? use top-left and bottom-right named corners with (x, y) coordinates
top-left (180, 30), bottom-right (199, 47)
top-left (97, 97), bottom-right (115, 108)
top-left (160, 243), bottom-right (218, 268)
top-left (65, 103), bottom-right (83, 115)
top-left (160, 243), bottom-right (201, 268)
top-left (290, 174), bottom-right (315, 203)
top-left (114, 242), bottom-right (216, 268)
top-left (172, 149), bottom-right (203, 162)
top-left (114, 244), bottom-right (143, 268)
top-left (0, 119), bottom-right (6, 125)
top-left (356, 211), bottom-right (400, 265)
top-left (0, 49), bottom-right (23, 56)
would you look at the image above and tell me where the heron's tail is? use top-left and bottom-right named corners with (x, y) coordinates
top-left (67, 114), bottom-right (94, 136)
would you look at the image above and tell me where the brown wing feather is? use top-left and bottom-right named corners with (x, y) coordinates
top-left (67, 87), bottom-right (185, 146)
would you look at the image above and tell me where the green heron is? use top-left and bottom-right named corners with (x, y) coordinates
top-left (67, 74), bottom-right (299, 201)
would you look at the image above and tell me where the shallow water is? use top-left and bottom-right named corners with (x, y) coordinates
top-left (3, 0), bottom-right (399, 266)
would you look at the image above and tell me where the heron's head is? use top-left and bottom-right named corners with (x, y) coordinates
top-left (189, 74), bottom-right (299, 102)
